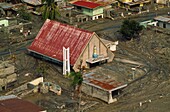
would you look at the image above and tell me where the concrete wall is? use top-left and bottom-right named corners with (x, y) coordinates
top-left (82, 7), bottom-right (103, 16)
top-left (28, 77), bottom-right (43, 86)
top-left (0, 65), bottom-right (15, 76)
top-left (93, 7), bottom-right (104, 15)
top-left (82, 83), bottom-right (109, 103)
top-left (73, 34), bottom-right (112, 71)
top-left (0, 73), bottom-right (17, 91)
top-left (158, 22), bottom-right (164, 28)
top-left (157, 21), bottom-right (170, 29)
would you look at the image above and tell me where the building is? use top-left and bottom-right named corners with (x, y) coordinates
top-left (82, 72), bottom-right (127, 104)
top-left (0, 2), bottom-right (13, 16)
top-left (71, 1), bottom-right (104, 20)
top-left (156, 0), bottom-right (170, 6)
top-left (139, 20), bottom-right (157, 28)
top-left (100, 38), bottom-right (119, 52)
top-left (21, 0), bottom-right (42, 6)
top-left (28, 19), bottom-right (114, 72)
top-left (154, 15), bottom-right (170, 29)
top-left (0, 95), bottom-right (46, 112)
top-left (118, 0), bottom-right (150, 10)
top-left (0, 61), bottom-right (17, 91)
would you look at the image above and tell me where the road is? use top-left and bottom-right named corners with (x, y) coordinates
top-left (80, 7), bottom-right (170, 39)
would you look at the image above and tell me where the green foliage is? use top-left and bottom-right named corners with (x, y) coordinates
top-left (69, 72), bottom-right (83, 87)
top-left (41, 0), bottom-right (60, 20)
top-left (18, 7), bottom-right (32, 21)
top-left (120, 19), bottom-right (143, 40)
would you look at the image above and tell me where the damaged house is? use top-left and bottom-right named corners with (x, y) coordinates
top-left (28, 19), bottom-right (114, 72)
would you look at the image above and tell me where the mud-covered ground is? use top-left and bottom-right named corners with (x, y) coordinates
top-left (0, 6), bottom-right (170, 112)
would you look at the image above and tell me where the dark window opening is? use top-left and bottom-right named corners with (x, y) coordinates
top-left (2, 86), bottom-right (6, 90)
top-left (98, 15), bottom-right (102, 19)
top-left (163, 23), bottom-right (166, 28)
top-left (112, 90), bottom-right (121, 98)
top-left (66, 13), bottom-right (69, 17)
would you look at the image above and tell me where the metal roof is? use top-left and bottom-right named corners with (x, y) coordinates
top-left (28, 19), bottom-right (93, 65)
top-left (154, 16), bottom-right (170, 23)
top-left (72, 1), bottom-right (102, 9)
top-left (83, 72), bottom-right (127, 92)
top-left (22, 0), bottom-right (42, 6)
top-left (0, 98), bottom-right (44, 112)
top-left (0, 3), bottom-right (13, 10)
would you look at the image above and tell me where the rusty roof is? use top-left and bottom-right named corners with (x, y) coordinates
top-left (83, 72), bottom-right (127, 91)
top-left (28, 19), bottom-right (93, 65)
top-left (0, 98), bottom-right (44, 112)
top-left (72, 1), bottom-right (102, 9)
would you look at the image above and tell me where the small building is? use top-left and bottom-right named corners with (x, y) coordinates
top-left (28, 19), bottom-right (114, 72)
top-left (154, 15), bottom-right (170, 29)
top-left (0, 61), bottom-right (17, 91)
top-left (118, 0), bottom-right (150, 10)
top-left (0, 95), bottom-right (46, 112)
top-left (82, 72), bottom-right (127, 104)
top-left (21, 0), bottom-right (42, 6)
top-left (0, 19), bottom-right (8, 27)
top-left (0, 2), bottom-right (13, 16)
top-left (139, 20), bottom-right (158, 28)
top-left (156, 0), bottom-right (170, 5)
top-left (100, 38), bottom-right (119, 52)
top-left (71, 1), bottom-right (104, 20)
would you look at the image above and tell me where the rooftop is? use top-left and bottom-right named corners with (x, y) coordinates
top-left (154, 15), bottom-right (170, 23)
top-left (22, 0), bottom-right (42, 6)
top-left (0, 96), bottom-right (45, 112)
top-left (83, 72), bottom-right (127, 92)
top-left (28, 19), bottom-right (93, 65)
top-left (72, 1), bottom-right (102, 9)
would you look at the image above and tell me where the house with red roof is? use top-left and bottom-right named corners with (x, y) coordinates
top-left (0, 95), bottom-right (46, 112)
top-left (71, 1), bottom-right (104, 20)
top-left (28, 19), bottom-right (114, 72)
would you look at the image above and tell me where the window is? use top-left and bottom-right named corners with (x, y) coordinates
top-left (163, 23), bottom-right (166, 28)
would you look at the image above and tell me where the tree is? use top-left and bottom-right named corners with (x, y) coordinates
top-left (41, 0), bottom-right (60, 20)
top-left (69, 71), bottom-right (83, 112)
top-left (120, 19), bottom-right (143, 40)
top-left (69, 72), bottom-right (83, 90)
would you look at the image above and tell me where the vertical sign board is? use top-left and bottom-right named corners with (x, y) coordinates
top-left (63, 47), bottom-right (70, 75)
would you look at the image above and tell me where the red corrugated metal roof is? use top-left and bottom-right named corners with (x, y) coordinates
top-left (83, 73), bottom-right (127, 91)
top-left (28, 19), bottom-right (93, 65)
top-left (0, 98), bottom-right (44, 112)
top-left (72, 1), bottom-right (101, 9)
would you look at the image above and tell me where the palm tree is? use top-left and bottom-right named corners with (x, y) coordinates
top-left (69, 71), bottom-right (83, 112)
top-left (41, 0), bottom-right (60, 20)
top-left (69, 71), bottom-right (83, 98)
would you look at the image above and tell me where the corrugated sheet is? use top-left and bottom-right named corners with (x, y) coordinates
top-left (154, 16), bottom-right (170, 23)
top-left (72, 1), bottom-right (101, 9)
top-left (83, 72), bottom-right (127, 91)
top-left (0, 98), bottom-right (44, 112)
top-left (28, 19), bottom-right (93, 65)
top-left (22, 0), bottom-right (42, 6)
